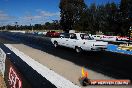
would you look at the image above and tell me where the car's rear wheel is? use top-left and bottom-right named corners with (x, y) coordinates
top-left (75, 47), bottom-right (82, 53)
top-left (54, 41), bottom-right (58, 48)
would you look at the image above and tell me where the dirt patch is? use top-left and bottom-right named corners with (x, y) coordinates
top-left (0, 73), bottom-right (6, 88)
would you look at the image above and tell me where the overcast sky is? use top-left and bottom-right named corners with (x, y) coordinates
top-left (0, 0), bottom-right (120, 26)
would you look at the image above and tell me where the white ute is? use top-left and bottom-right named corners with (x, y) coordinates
top-left (51, 33), bottom-right (108, 53)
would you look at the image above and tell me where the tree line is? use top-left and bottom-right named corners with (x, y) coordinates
top-left (0, 20), bottom-right (61, 31)
top-left (59, 0), bottom-right (132, 35)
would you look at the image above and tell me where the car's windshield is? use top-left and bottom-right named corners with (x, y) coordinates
top-left (80, 34), bottom-right (94, 40)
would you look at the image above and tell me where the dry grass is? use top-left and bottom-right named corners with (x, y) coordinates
top-left (0, 73), bottom-right (6, 88)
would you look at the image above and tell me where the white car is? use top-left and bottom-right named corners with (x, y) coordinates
top-left (43, 32), bottom-right (47, 36)
top-left (51, 33), bottom-right (108, 53)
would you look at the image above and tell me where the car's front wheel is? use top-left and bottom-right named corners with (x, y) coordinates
top-left (75, 47), bottom-right (82, 53)
top-left (54, 41), bottom-right (58, 48)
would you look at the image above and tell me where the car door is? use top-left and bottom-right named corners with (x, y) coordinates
top-left (61, 33), bottom-right (70, 47)
top-left (57, 33), bottom-right (66, 46)
top-left (81, 34), bottom-right (94, 51)
top-left (57, 37), bottom-right (65, 46)
top-left (67, 34), bottom-right (77, 48)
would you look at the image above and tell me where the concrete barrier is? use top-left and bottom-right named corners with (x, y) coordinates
top-left (9, 31), bottom-right (26, 34)
top-left (0, 48), bottom-right (6, 77)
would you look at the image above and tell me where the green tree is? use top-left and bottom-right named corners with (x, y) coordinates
top-left (75, 3), bottom-right (98, 34)
top-left (128, 0), bottom-right (132, 23)
top-left (34, 24), bottom-right (42, 30)
top-left (119, 0), bottom-right (131, 35)
top-left (59, 0), bottom-right (87, 33)
top-left (120, 0), bottom-right (128, 18)
top-left (44, 22), bottom-right (51, 30)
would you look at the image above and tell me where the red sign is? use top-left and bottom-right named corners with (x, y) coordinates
top-left (4, 58), bottom-right (31, 88)
top-left (8, 66), bottom-right (22, 88)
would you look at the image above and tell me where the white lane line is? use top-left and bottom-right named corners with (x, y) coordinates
top-left (5, 44), bottom-right (80, 88)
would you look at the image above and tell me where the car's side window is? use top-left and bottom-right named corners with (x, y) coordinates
top-left (60, 34), bottom-right (65, 38)
top-left (70, 34), bottom-right (77, 39)
top-left (65, 34), bottom-right (70, 38)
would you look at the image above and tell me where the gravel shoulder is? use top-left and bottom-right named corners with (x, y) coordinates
top-left (0, 73), bottom-right (6, 88)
